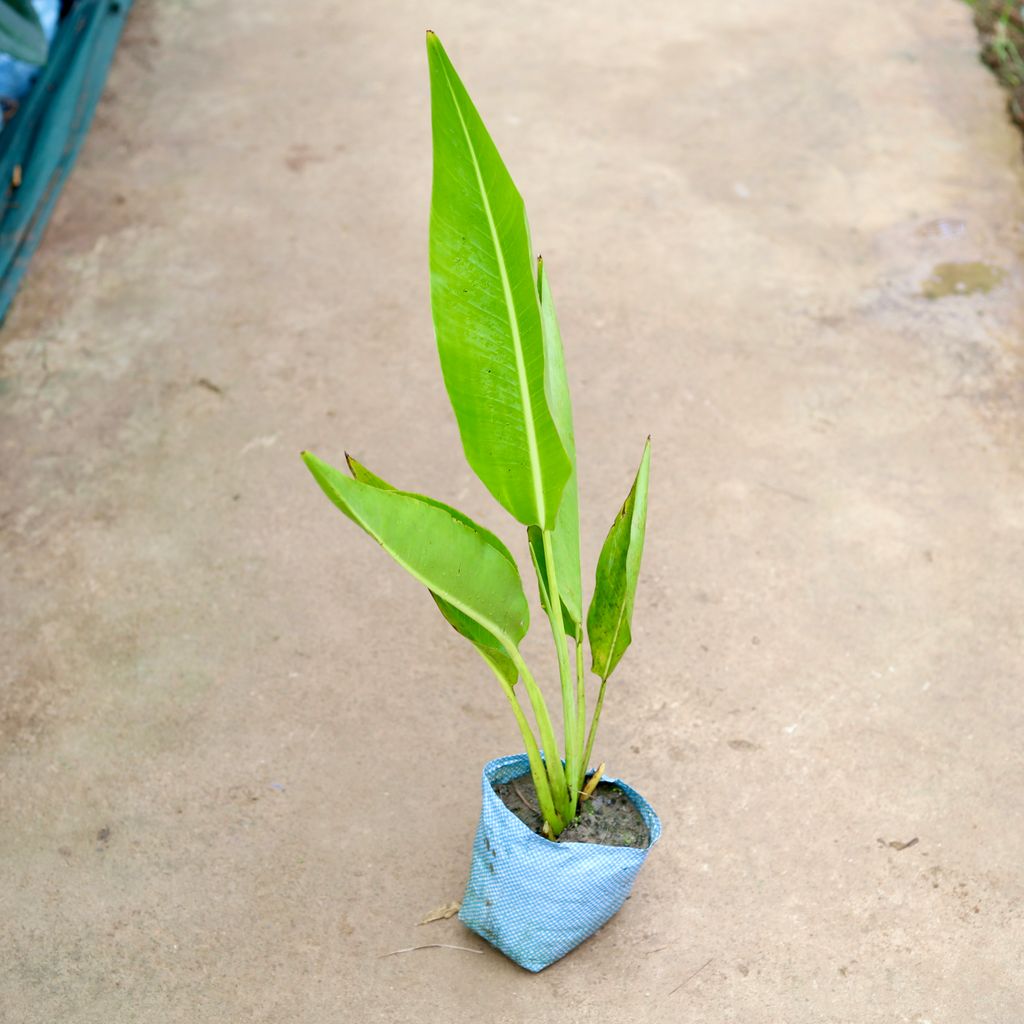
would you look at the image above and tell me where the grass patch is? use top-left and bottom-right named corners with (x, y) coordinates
top-left (968, 0), bottom-right (1024, 127)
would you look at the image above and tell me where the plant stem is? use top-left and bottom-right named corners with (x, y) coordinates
top-left (580, 675), bottom-right (609, 789)
top-left (486, 661), bottom-right (564, 834)
top-left (540, 530), bottom-right (579, 818)
top-left (508, 647), bottom-right (571, 825)
top-left (575, 630), bottom-right (586, 787)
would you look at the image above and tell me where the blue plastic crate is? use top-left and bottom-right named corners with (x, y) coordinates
top-left (0, 0), bottom-right (132, 322)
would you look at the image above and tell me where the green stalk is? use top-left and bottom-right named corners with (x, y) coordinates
top-left (485, 660), bottom-right (564, 834)
top-left (580, 676), bottom-right (609, 791)
top-left (540, 530), bottom-right (580, 817)
top-left (508, 646), bottom-right (571, 824)
top-left (574, 630), bottom-right (586, 787)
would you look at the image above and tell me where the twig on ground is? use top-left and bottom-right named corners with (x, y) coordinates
top-left (378, 943), bottom-right (482, 958)
top-left (669, 957), bottom-right (713, 995)
top-left (889, 837), bottom-right (919, 851)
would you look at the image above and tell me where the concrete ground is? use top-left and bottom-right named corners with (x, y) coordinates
top-left (2, 1), bottom-right (1023, 1020)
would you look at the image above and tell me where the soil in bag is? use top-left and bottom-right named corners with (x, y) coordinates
top-left (493, 771), bottom-right (650, 848)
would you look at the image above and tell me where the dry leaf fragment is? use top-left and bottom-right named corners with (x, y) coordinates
top-left (580, 762), bottom-right (606, 801)
top-left (888, 837), bottom-right (919, 851)
top-left (418, 901), bottom-right (461, 925)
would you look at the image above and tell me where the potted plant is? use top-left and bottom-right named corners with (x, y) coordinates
top-left (302, 33), bottom-right (661, 972)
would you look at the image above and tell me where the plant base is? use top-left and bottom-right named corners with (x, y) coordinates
top-left (459, 753), bottom-right (662, 972)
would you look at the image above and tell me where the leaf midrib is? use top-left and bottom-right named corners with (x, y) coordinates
top-left (435, 55), bottom-right (548, 527)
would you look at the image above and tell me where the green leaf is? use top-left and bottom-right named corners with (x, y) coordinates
top-left (527, 258), bottom-right (582, 632)
top-left (426, 32), bottom-right (570, 530)
top-left (302, 453), bottom-right (530, 670)
top-left (472, 645), bottom-right (520, 689)
top-left (586, 439), bottom-right (652, 681)
top-left (526, 525), bottom-right (576, 637)
top-left (344, 454), bottom-right (519, 685)
top-left (0, 0), bottom-right (47, 66)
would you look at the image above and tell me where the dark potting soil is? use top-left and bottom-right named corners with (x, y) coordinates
top-left (493, 772), bottom-right (650, 848)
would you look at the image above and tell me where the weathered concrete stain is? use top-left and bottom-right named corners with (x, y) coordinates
top-left (921, 260), bottom-right (1007, 299)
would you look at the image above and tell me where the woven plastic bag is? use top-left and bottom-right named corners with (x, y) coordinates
top-left (459, 753), bottom-right (662, 972)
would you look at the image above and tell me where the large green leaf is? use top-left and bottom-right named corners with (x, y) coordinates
top-left (0, 0), bottom-right (47, 66)
top-left (426, 32), bottom-right (570, 530)
top-left (344, 454), bottom-right (519, 684)
top-left (527, 258), bottom-right (582, 633)
top-left (586, 439), bottom-right (651, 681)
top-left (302, 453), bottom-right (530, 663)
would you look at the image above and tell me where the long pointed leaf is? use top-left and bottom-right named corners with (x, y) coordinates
top-left (345, 454), bottom-right (519, 685)
top-left (527, 258), bottom-right (582, 632)
top-left (526, 524), bottom-right (576, 637)
top-left (336, 453), bottom-right (564, 817)
top-left (426, 33), bottom-right (570, 529)
top-left (586, 439), bottom-right (652, 681)
top-left (302, 453), bottom-right (530, 657)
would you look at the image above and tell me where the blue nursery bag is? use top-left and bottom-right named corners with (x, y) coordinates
top-left (459, 753), bottom-right (662, 972)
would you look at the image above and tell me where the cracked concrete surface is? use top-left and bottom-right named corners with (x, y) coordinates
top-left (1, 1), bottom-right (1023, 1021)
